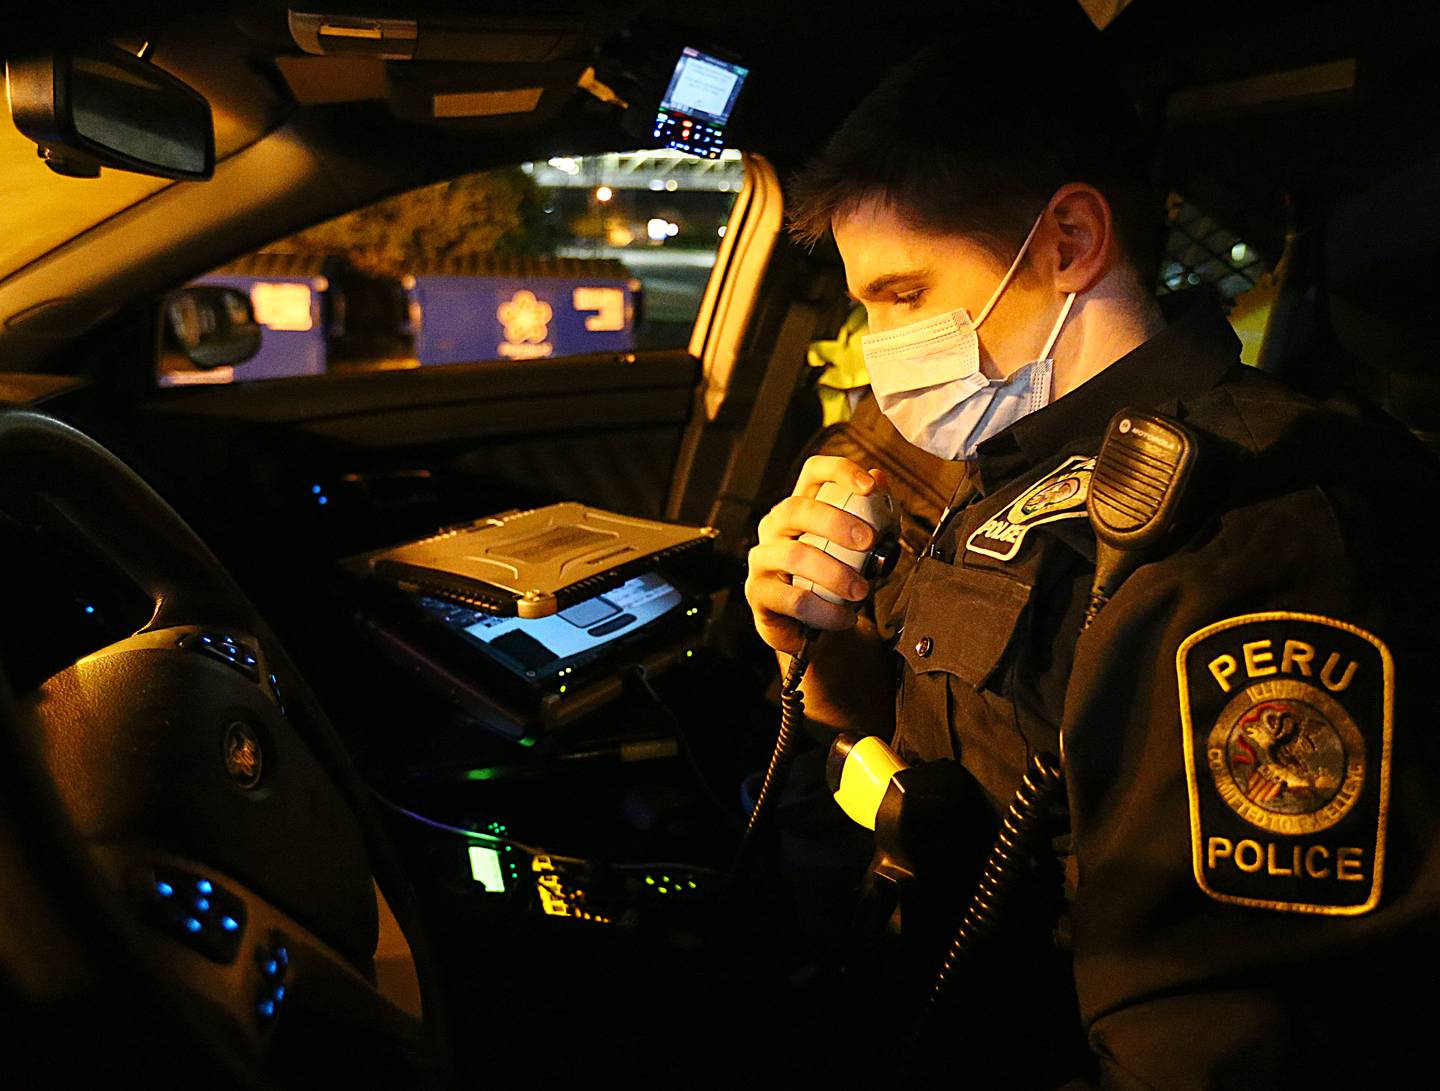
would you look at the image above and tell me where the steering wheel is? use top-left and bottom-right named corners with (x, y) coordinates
top-left (0, 411), bottom-right (449, 1087)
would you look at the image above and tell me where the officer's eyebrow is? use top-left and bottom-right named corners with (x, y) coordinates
top-left (848, 268), bottom-right (931, 303)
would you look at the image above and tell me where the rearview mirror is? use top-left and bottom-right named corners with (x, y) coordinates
top-left (162, 287), bottom-right (262, 369)
top-left (6, 44), bottom-right (214, 180)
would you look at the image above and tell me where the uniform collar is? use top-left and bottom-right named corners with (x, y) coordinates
top-left (972, 294), bottom-right (1241, 492)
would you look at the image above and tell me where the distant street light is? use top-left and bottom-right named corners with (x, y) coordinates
top-left (596, 185), bottom-right (614, 203)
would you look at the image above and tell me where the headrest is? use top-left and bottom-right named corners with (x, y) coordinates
top-left (1325, 150), bottom-right (1440, 378)
top-left (1323, 150), bottom-right (1440, 433)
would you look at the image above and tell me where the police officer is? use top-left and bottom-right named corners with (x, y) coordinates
top-left (744, 25), bottom-right (1440, 1088)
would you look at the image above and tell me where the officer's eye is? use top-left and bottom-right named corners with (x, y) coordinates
top-left (895, 289), bottom-right (926, 310)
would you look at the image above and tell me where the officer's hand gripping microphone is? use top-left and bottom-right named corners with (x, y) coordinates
top-left (736, 482), bottom-right (898, 868)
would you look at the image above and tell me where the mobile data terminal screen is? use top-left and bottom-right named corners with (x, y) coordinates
top-left (652, 47), bottom-right (749, 159)
top-left (416, 570), bottom-right (684, 685)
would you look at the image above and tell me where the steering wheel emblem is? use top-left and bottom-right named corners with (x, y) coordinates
top-left (224, 721), bottom-right (263, 789)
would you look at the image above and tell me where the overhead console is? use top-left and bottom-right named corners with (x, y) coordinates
top-left (280, 9), bottom-right (748, 158)
top-left (287, 11), bottom-right (590, 63)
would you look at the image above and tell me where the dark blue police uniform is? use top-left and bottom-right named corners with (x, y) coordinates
top-left (890, 301), bottom-right (1440, 1086)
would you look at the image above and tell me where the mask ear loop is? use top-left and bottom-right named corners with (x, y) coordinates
top-left (1038, 291), bottom-right (1077, 363)
top-left (973, 214), bottom-right (1046, 328)
top-left (973, 209), bottom-right (1080, 361)
top-left (1025, 292), bottom-right (1077, 412)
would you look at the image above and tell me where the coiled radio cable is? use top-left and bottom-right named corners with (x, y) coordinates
top-left (732, 631), bottom-right (815, 875)
top-left (927, 750), bottom-right (1065, 1007)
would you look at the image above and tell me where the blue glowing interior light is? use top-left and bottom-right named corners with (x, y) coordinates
top-left (257, 1000), bottom-right (275, 1019)
top-left (276, 947), bottom-right (289, 966)
top-left (200, 635), bottom-right (212, 644)
top-left (83, 604), bottom-right (95, 615)
top-left (310, 484), bottom-right (322, 495)
top-left (220, 916), bottom-right (239, 932)
top-left (317, 495), bottom-right (328, 506)
top-left (184, 917), bottom-right (202, 933)
top-left (264, 959), bottom-right (278, 976)
top-left (194, 898), bottom-right (210, 913)
top-left (273, 986), bottom-right (286, 1002)
top-left (195, 879), bottom-right (213, 895)
top-left (155, 881), bottom-right (174, 897)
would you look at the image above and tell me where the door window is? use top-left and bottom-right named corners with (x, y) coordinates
top-left (159, 150), bottom-right (745, 387)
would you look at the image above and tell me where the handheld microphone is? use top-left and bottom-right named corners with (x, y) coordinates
top-left (793, 482), bottom-right (900, 604)
top-left (735, 481), bottom-right (898, 872)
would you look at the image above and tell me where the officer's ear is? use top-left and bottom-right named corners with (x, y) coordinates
top-left (1045, 182), bottom-right (1116, 294)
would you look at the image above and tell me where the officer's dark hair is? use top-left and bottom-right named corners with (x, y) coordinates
top-left (788, 23), bottom-right (1159, 276)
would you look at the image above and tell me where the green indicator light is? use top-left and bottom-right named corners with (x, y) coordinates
top-left (644, 876), bottom-right (655, 885)
top-left (518, 735), bottom-right (537, 748)
top-left (465, 768), bottom-right (502, 781)
top-left (685, 650), bottom-right (694, 658)
top-left (559, 684), bottom-right (567, 694)
top-left (687, 880), bottom-right (697, 889)
top-left (657, 887), bottom-right (668, 895)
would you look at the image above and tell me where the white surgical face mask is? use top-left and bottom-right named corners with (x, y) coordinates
top-left (860, 214), bottom-right (1076, 461)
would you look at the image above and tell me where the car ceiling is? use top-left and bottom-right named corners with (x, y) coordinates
top-left (7, 0), bottom-right (1432, 169)
top-left (2, 0), bottom-right (1437, 372)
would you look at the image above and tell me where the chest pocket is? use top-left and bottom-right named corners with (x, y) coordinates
top-left (897, 556), bottom-right (1034, 690)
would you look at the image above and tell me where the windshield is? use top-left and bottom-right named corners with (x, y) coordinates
top-left (0, 115), bottom-right (171, 280)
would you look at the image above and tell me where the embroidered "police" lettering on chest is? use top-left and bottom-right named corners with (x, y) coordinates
top-left (1177, 612), bottom-right (1393, 915)
top-left (965, 455), bottom-right (1095, 562)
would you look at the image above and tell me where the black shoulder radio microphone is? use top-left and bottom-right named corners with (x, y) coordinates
top-left (1083, 409), bottom-right (1200, 630)
top-left (926, 407), bottom-right (1202, 1010)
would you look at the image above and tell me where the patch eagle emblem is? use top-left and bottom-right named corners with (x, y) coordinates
top-left (1178, 612), bottom-right (1392, 915)
top-left (965, 455), bottom-right (1094, 561)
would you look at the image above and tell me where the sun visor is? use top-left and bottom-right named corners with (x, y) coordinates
top-left (275, 55), bottom-right (389, 105)
top-left (282, 10), bottom-right (594, 125)
top-left (385, 60), bottom-right (585, 126)
top-left (275, 55), bottom-right (584, 126)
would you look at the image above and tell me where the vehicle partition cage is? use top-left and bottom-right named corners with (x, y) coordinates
top-left (1158, 194), bottom-right (1272, 301)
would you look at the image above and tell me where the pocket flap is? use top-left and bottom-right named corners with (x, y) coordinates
top-left (897, 557), bottom-right (1033, 689)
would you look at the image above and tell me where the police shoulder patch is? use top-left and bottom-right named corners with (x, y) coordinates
top-left (1177, 612), bottom-right (1393, 916)
top-left (965, 455), bottom-right (1095, 561)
